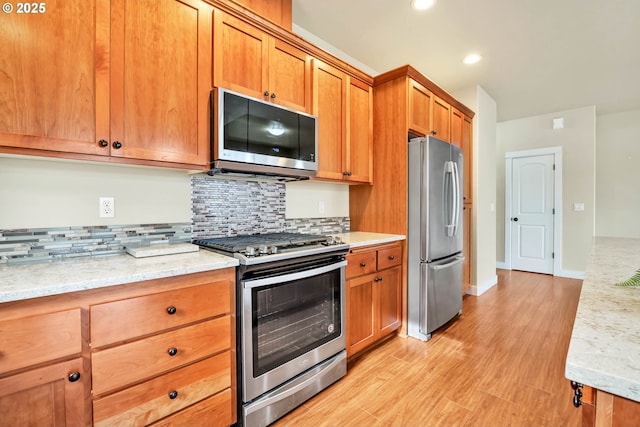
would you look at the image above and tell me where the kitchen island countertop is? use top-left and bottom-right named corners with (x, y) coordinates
top-left (565, 236), bottom-right (640, 403)
top-left (0, 250), bottom-right (239, 304)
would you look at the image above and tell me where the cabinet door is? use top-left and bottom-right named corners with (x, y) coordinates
top-left (463, 204), bottom-right (471, 294)
top-left (213, 9), bottom-right (269, 99)
top-left (0, 358), bottom-right (89, 427)
top-left (110, 0), bottom-right (211, 166)
top-left (0, 0), bottom-right (110, 156)
top-left (268, 39), bottom-right (312, 113)
top-left (432, 95), bottom-right (451, 141)
top-left (377, 266), bottom-right (402, 337)
top-left (408, 79), bottom-right (432, 137)
top-left (313, 60), bottom-right (347, 181)
top-left (346, 274), bottom-right (376, 357)
top-left (345, 78), bottom-right (373, 183)
top-left (450, 107), bottom-right (463, 149)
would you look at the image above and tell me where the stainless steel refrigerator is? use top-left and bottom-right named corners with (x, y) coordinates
top-left (407, 136), bottom-right (464, 341)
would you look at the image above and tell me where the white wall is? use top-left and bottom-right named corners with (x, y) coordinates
top-left (595, 109), bottom-right (640, 237)
top-left (285, 180), bottom-right (349, 218)
top-left (496, 106), bottom-right (596, 274)
top-left (454, 85), bottom-right (498, 295)
top-left (0, 156), bottom-right (191, 229)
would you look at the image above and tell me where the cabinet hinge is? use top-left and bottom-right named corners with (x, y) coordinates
top-left (552, 208), bottom-right (555, 214)
top-left (552, 252), bottom-right (555, 259)
top-left (553, 164), bottom-right (556, 170)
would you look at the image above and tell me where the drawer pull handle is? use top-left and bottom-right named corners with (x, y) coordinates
top-left (169, 390), bottom-right (178, 400)
top-left (167, 306), bottom-right (177, 315)
top-left (389, 255), bottom-right (395, 260)
top-left (360, 262), bottom-right (366, 267)
top-left (168, 347), bottom-right (178, 357)
top-left (68, 371), bottom-right (81, 383)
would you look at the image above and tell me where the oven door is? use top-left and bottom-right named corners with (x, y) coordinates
top-left (241, 259), bottom-right (346, 402)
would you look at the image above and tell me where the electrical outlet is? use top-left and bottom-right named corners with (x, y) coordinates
top-left (318, 200), bottom-right (326, 214)
top-left (99, 197), bottom-right (115, 218)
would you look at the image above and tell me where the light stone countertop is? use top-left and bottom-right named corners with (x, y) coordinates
top-left (0, 250), bottom-right (239, 304)
top-left (334, 231), bottom-right (405, 248)
top-left (0, 232), bottom-right (404, 304)
top-left (565, 236), bottom-right (640, 402)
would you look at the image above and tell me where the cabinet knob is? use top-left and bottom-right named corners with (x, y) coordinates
top-left (270, 92), bottom-right (276, 99)
top-left (431, 130), bottom-right (437, 135)
top-left (168, 347), bottom-right (178, 357)
top-left (112, 141), bottom-right (122, 149)
top-left (360, 262), bottom-right (366, 267)
top-left (375, 276), bottom-right (383, 282)
top-left (573, 395), bottom-right (582, 408)
top-left (264, 91), bottom-right (270, 97)
top-left (169, 390), bottom-right (178, 400)
top-left (512, 217), bottom-right (519, 222)
top-left (98, 139), bottom-right (109, 147)
top-left (389, 255), bottom-right (395, 260)
top-left (167, 306), bottom-right (177, 315)
top-left (68, 371), bottom-right (81, 382)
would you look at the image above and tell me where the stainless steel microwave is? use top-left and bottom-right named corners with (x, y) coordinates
top-left (210, 88), bottom-right (318, 179)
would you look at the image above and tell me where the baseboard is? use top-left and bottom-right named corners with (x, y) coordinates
top-left (496, 261), bottom-right (508, 269)
top-left (466, 274), bottom-right (498, 296)
top-left (556, 269), bottom-right (585, 279)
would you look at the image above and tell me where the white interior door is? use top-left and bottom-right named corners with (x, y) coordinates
top-left (510, 154), bottom-right (554, 274)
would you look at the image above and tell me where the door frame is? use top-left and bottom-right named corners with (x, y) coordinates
top-left (504, 146), bottom-right (562, 275)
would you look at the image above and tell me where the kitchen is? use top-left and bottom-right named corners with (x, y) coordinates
top-left (1, 0), bottom-right (640, 426)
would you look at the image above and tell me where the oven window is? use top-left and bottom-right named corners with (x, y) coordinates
top-left (252, 268), bottom-right (341, 377)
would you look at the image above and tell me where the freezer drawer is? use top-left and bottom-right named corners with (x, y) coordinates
top-left (422, 255), bottom-right (464, 335)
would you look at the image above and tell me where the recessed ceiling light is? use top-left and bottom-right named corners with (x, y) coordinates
top-left (411, 0), bottom-right (436, 11)
top-left (463, 53), bottom-right (482, 65)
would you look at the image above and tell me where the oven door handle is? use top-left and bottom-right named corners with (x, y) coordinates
top-left (242, 260), bottom-right (347, 289)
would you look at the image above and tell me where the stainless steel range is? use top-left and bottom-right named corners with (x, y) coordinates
top-left (195, 233), bottom-right (349, 427)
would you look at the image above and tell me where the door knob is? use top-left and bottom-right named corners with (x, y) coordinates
top-left (512, 217), bottom-right (519, 222)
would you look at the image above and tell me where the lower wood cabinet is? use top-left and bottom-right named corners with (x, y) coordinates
top-left (346, 242), bottom-right (402, 357)
top-left (579, 385), bottom-right (640, 427)
top-left (0, 268), bottom-right (236, 427)
top-left (0, 357), bottom-right (90, 427)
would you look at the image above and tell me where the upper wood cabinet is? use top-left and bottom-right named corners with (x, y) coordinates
top-left (451, 107), bottom-right (473, 204)
top-left (213, 9), bottom-right (312, 113)
top-left (0, 0), bottom-right (212, 169)
top-left (408, 79), bottom-right (433, 137)
top-left (313, 60), bottom-right (372, 184)
top-left (432, 95), bottom-right (451, 141)
top-left (407, 79), bottom-right (451, 141)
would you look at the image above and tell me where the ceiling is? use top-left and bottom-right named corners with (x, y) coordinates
top-left (291, 0), bottom-right (640, 121)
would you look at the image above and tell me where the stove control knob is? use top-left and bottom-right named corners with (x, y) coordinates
top-left (269, 246), bottom-right (278, 254)
top-left (326, 236), bottom-right (335, 245)
top-left (246, 246), bottom-right (257, 257)
top-left (333, 236), bottom-right (342, 245)
top-left (259, 245), bottom-right (269, 255)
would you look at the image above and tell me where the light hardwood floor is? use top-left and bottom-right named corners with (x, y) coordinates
top-left (273, 269), bottom-right (583, 427)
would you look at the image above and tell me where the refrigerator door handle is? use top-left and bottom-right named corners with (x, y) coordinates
top-left (445, 161), bottom-right (456, 236)
top-left (452, 161), bottom-right (461, 236)
top-left (432, 255), bottom-right (465, 271)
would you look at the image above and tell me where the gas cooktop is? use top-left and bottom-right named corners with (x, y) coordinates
top-left (193, 232), bottom-right (348, 265)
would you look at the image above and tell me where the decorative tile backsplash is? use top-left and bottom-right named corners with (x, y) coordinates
top-left (0, 223), bottom-right (191, 265)
top-left (191, 176), bottom-right (350, 239)
top-left (1, 176), bottom-right (349, 265)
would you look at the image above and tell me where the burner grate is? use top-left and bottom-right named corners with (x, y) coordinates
top-left (194, 232), bottom-right (328, 253)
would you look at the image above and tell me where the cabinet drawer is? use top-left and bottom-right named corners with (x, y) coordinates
top-left (92, 316), bottom-right (230, 395)
top-left (0, 308), bottom-right (82, 374)
top-left (346, 251), bottom-right (377, 278)
top-left (93, 352), bottom-right (231, 427)
top-left (90, 281), bottom-right (231, 348)
top-left (150, 388), bottom-right (233, 427)
top-left (377, 246), bottom-right (402, 270)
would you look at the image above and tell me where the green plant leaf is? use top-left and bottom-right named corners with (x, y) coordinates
top-left (615, 268), bottom-right (640, 287)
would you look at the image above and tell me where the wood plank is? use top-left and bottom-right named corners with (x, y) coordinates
top-left (273, 270), bottom-right (583, 427)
